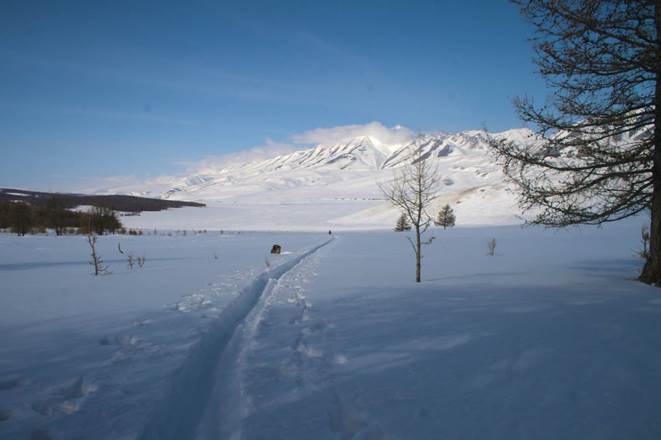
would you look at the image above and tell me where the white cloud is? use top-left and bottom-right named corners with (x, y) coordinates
top-left (291, 121), bottom-right (414, 146)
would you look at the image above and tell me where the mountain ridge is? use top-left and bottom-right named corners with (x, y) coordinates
top-left (101, 127), bottom-right (542, 230)
top-left (158, 127), bottom-right (538, 199)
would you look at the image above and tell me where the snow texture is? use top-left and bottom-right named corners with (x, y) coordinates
top-left (2, 218), bottom-right (661, 439)
top-left (0, 232), bottom-right (327, 439)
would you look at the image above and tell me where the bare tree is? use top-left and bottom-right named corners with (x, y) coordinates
top-left (380, 147), bottom-right (440, 282)
top-left (490, 1), bottom-right (660, 284)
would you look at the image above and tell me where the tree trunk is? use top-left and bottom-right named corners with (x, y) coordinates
top-left (641, 3), bottom-right (661, 285)
top-left (415, 225), bottom-right (421, 282)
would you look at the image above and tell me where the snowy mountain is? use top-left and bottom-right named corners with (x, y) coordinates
top-left (116, 128), bottom-right (545, 230)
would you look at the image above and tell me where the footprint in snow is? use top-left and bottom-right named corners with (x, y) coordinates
top-left (0, 374), bottom-right (25, 391)
top-left (297, 342), bottom-right (323, 359)
top-left (302, 320), bottom-right (328, 335)
top-left (334, 354), bottom-right (348, 365)
top-left (31, 376), bottom-right (97, 416)
top-left (328, 393), bottom-right (399, 439)
top-left (513, 348), bottom-right (553, 371)
top-left (0, 408), bottom-right (12, 422)
top-left (328, 393), bottom-right (368, 436)
top-left (30, 429), bottom-right (52, 440)
top-left (98, 335), bottom-right (112, 346)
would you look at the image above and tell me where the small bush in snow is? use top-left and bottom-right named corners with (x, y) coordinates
top-left (87, 232), bottom-right (110, 275)
top-left (487, 238), bottom-right (497, 256)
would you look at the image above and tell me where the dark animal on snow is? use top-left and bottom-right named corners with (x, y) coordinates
top-left (270, 244), bottom-right (282, 254)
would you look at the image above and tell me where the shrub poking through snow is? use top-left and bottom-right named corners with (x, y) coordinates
top-left (487, 238), bottom-right (497, 256)
top-left (87, 231), bottom-right (109, 275)
top-left (125, 250), bottom-right (145, 270)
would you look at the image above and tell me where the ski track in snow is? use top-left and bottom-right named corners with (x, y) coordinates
top-left (168, 268), bottom-right (259, 316)
top-left (201, 239), bottom-right (341, 440)
top-left (137, 238), bottom-right (334, 440)
top-left (225, 237), bottom-right (396, 440)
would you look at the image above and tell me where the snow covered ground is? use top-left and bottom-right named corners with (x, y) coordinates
top-left (2, 219), bottom-right (661, 439)
top-left (0, 232), bottom-right (327, 439)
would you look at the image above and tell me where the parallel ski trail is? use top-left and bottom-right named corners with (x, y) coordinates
top-left (138, 238), bottom-right (333, 440)
top-left (210, 237), bottom-right (334, 440)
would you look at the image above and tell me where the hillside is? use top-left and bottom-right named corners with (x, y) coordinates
top-left (115, 128), bottom-right (540, 230)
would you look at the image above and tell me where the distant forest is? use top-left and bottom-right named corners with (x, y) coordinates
top-left (0, 188), bottom-right (205, 212)
top-left (0, 188), bottom-right (205, 235)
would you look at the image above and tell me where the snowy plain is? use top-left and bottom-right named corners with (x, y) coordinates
top-left (0, 231), bottom-right (326, 439)
top-left (2, 219), bottom-right (661, 439)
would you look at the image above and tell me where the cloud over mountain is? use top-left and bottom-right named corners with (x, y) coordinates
top-left (291, 122), bottom-right (414, 146)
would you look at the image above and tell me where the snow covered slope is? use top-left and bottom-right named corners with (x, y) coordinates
top-left (117, 128), bottom-right (545, 231)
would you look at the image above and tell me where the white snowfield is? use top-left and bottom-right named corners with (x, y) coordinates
top-left (1, 219), bottom-right (661, 439)
top-left (112, 129), bottom-right (542, 231)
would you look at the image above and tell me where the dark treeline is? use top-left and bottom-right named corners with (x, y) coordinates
top-left (0, 188), bottom-right (205, 212)
top-left (0, 198), bottom-right (122, 236)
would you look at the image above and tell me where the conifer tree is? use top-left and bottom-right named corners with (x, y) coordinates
top-left (394, 212), bottom-right (412, 232)
top-left (46, 196), bottom-right (66, 236)
top-left (435, 204), bottom-right (456, 229)
top-left (11, 202), bottom-right (32, 236)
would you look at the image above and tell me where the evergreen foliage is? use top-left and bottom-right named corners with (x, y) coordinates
top-left (0, 200), bottom-right (123, 236)
top-left (394, 213), bottom-right (412, 232)
top-left (435, 204), bottom-right (456, 229)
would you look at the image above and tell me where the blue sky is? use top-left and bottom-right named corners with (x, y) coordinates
top-left (0, 0), bottom-right (547, 191)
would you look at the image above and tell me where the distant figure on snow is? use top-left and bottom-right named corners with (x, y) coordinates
top-left (270, 244), bottom-right (282, 254)
top-left (328, 230), bottom-right (332, 235)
